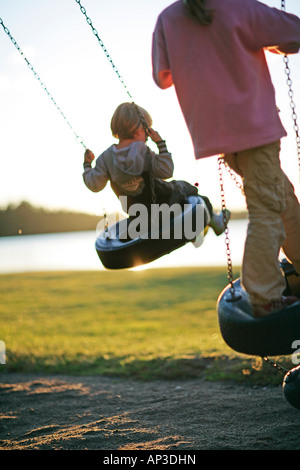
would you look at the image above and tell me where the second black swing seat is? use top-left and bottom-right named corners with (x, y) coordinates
top-left (95, 195), bottom-right (209, 270)
top-left (217, 259), bottom-right (300, 357)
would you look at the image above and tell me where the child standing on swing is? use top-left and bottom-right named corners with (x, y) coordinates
top-left (83, 102), bottom-right (229, 236)
top-left (152, 0), bottom-right (300, 317)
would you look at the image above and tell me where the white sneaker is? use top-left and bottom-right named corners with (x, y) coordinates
top-left (209, 209), bottom-right (231, 236)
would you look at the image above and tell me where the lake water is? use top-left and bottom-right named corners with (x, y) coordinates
top-left (0, 219), bottom-right (248, 273)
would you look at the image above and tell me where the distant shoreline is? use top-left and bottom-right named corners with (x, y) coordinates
top-left (0, 201), bottom-right (247, 237)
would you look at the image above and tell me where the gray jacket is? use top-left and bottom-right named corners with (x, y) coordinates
top-left (83, 140), bottom-right (174, 197)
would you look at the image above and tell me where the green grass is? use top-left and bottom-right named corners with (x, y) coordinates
top-left (0, 268), bottom-right (292, 384)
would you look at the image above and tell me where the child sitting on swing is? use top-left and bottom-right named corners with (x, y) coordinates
top-left (83, 102), bottom-right (229, 236)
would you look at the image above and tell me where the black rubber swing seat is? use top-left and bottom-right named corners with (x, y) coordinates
top-left (95, 195), bottom-right (208, 270)
top-left (217, 260), bottom-right (300, 357)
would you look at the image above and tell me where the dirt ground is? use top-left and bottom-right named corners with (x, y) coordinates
top-left (1, 373), bottom-right (300, 451)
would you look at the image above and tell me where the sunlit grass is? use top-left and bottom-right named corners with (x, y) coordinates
top-left (0, 268), bottom-right (291, 383)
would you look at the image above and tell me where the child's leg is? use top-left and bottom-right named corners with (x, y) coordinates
top-left (198, 195), bottom-right (213, 217)
top-left (197, 194), bottom-right (230, 235)
top-left (167, 180), bottom-right (198, 205)
top-left (224, 141), bottom-right (287, 305)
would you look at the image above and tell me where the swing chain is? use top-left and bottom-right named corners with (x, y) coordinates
top-left (223, 161), bottom-right (244, 194)
top-left (74, 1), bottom-right (151, 138)
top-left (218, 0), bottom-right (299, 300)
top-left (73, 0), bottom-right (156, 204)
top-left (218, 157), bottom-right (236, 298)
top-left (281, 0), bottom-right (300, 172)
top-left (74, 1), bottom-right (152, 133)
top-left (0, 18), bottom-right (86, 149)
top-left (262, 356), bottom-right (288, 375)
top-left (103, 209), bottom-right (109, 238)
top-left (74, 0), bottom-right (133, 101)
top-left (282, 55), bottom-right (300, 171)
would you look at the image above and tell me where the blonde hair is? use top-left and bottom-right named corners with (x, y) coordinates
top-left (110, 102), bottom-right (152, 140)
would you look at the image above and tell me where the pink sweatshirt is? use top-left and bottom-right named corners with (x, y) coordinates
top-left (152, 0), bottom-right (300, 159)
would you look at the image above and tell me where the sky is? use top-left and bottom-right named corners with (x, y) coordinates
top-left (1, 0), bottom-right (300, 217)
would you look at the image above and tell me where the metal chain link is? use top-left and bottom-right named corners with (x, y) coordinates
top-left (217, 0), bottom-right (300, 301)
top-left (282, 53), bottom-right (300, 173)
top-left (74, 0), bottom-right (133, 101)
top-left (223, 161), bottom-right (244, 194)
top-left (73, 0), bottom-right (152, 134)
top-left (103, 208), bottom-right (109, 238)
top-left (261, 1), bottom-right (297, 375)
top-left (262, 356), bottom-right (288, 375)
top-left (0, 18), bottom-right (87, 149)
top-left (218, 157), bottom-right (237, 298)
top-left (281, 0), bottom-right (300, 173)
top-left (73, 0), bottom-right (155, 201)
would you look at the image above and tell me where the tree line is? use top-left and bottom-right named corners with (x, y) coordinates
top-left (0, 201), bottom-right (247, 237)
top-left (0, 201), bottom-right (104, 237)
